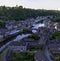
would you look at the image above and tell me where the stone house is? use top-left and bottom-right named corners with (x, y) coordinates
top-left (9, 41), bottom-right (27, 52)
top-left (48, 43), bottom-right (60, 54)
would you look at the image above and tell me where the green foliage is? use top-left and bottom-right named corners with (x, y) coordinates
top-left (0, 6), bottom-right (60, 21)
top-left (54, 54), bottom-right (60, 61)
top-left (55, 56), bottom-right (60, 61)
top-left (54, 16), bottom-right (60, 22)
top-left (12, 52), bottom-right (34, 61)
top-left (50, 32), bottom-right (60, 40)
top-left (28, 34), bottom-right (40, 40)
top-left (0, 22), bottom-right (6, 27)
top-left (13, 52), bottom-right (27, 58)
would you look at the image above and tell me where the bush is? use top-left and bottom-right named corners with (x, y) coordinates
top-left (12, 52), bottom-right (34, 61)
top-left (50, 32), bottom-right (60, 40)
top-left (0, 22), bottom-right (6, 27)
top-left (28, 34), bottom-right (40, 40)
top-left (20, 29), bottom-right (32, 34)
top-left (54, 54), bottom-right (60, 61)
top-left (54, 16), bottom-right (60, 22)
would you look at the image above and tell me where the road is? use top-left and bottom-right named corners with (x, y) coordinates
top-left (44, 46), bottom-right (54, 61)
top-left (0, 34), bottom-right (31, 52)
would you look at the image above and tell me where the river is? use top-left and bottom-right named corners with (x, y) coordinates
top-left (0, 22), bottom-right (45, 52)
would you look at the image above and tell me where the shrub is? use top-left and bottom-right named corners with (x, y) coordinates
top-left (50, 32), bottom-right (60, 40)
top-left (28, 34), bottom-right (40, 40)
top-left (54, 16), bottom-right (60, 22)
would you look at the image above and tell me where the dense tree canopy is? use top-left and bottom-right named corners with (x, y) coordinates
top-left (50, 32), bottom-right (60, 40)
top-left (0, 6), bottom-right (60, 21)
top-left (0, 22), bottom-right (6, 27)
top-left (53, 16), bottom-right (60, 22)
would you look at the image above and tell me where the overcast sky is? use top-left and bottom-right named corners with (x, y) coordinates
top-left (0, 0), bottom-right (60, 10)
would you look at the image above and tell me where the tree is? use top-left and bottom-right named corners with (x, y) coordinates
top-left (0, 6), bottom-right (60, 21)
top-left (54, 16), bottom-right (60, 22)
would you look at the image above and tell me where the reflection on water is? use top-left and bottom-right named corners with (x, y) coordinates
top-left (10, 30), bottom-right (20, 35)
top-left (33, 23), bottom-right (45, 29)
top-left (32, 30), bottom-right (37, 33)
top-left (13, 34), bottom-right (31, 41)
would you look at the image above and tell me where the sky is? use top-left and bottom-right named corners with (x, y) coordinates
top-left (0, 0), bottom-right (60, 10)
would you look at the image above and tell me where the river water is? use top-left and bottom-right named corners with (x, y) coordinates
top-left (33, 23), bottom-right (45, 29)
top-left (0, 23), bottom-right (45, 52)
